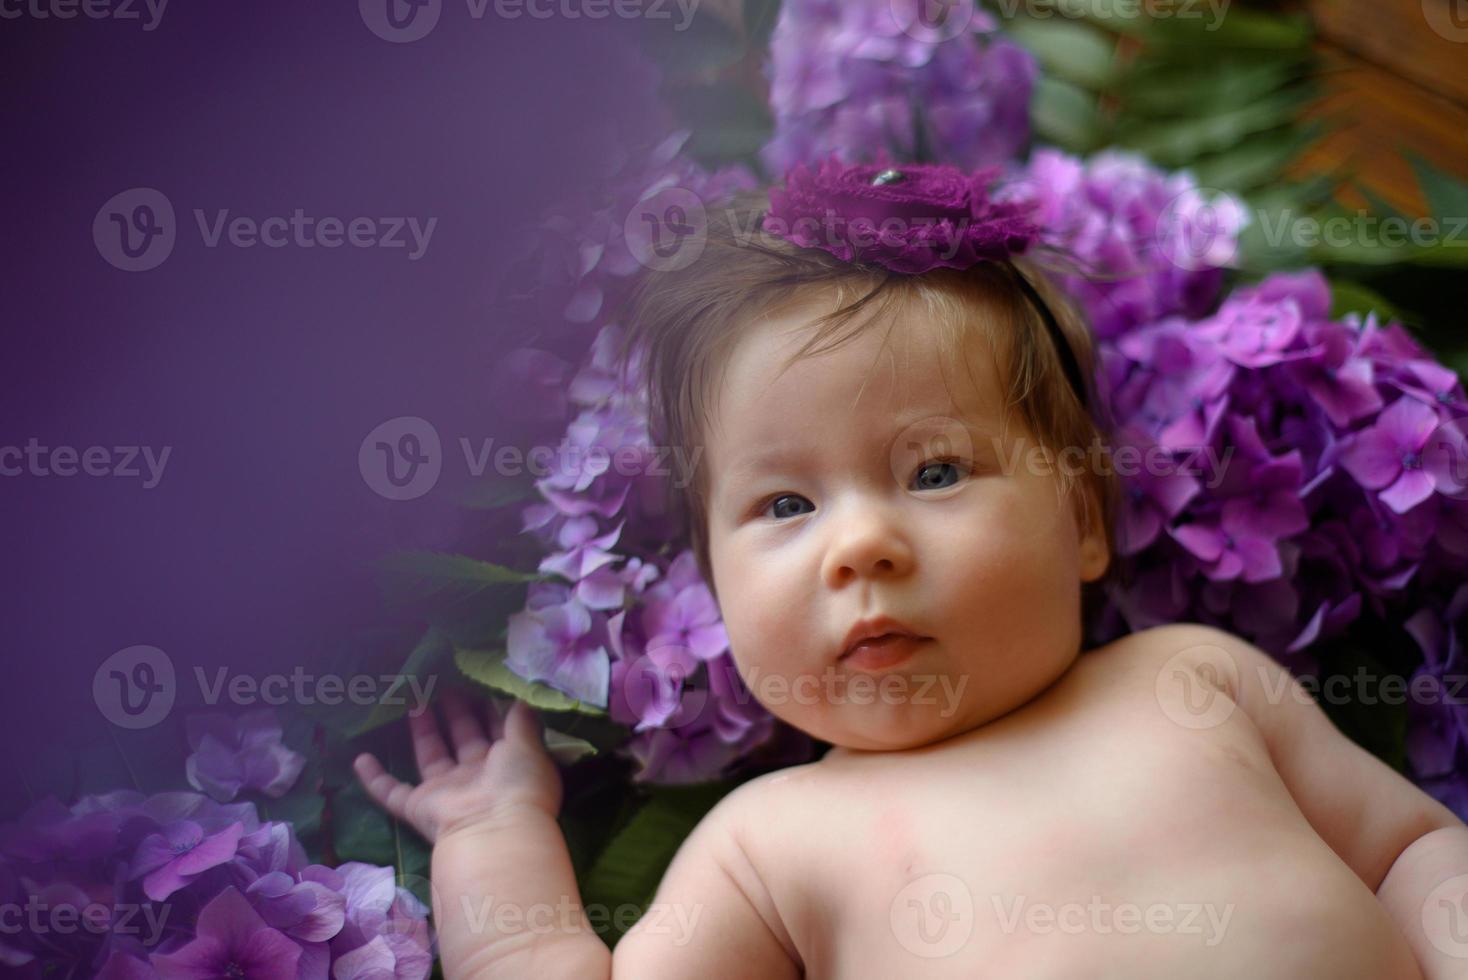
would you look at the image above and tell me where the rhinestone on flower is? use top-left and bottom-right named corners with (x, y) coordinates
top-left (870, 168), bottom-right (906, 186)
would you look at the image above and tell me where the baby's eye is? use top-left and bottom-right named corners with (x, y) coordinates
top-left (764, 493), bottom-right (814, 520)
top-left (911, 458), bottom-right (969, 491)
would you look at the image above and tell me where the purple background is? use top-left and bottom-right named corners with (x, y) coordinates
top-left (0, 0), bottom-right (665, 811)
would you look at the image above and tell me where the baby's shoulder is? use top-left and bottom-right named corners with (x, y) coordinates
top-left (1080, 621), bottom-right (1243, 679)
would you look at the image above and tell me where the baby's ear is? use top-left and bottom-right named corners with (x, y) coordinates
top-left (1076, 488), bottom-right (1110, 584)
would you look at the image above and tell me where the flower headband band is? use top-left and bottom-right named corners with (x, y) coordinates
top-left (762, 158), bottom-right (1088, 408)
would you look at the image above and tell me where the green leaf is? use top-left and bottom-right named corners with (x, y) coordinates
top-left (459, 477), bottom-right (535, 511)
top-left (455, 647), bottom-right (607, 716)
top-left (543, 727), bottom-right (599, 765)
top-left (1118, 90), bottom-right (1310, 165)
top-left (1141, 9), bottom-right (1312, 51)
top-left (375, 551), bottom-right (541, 597)
top-left (1006, 18), bottom-right (1118, 90)
top-left (332, 779), bottom-right (432, 878)
top-left (666, 83), bottom-right (774, 170)
top-left (349, 628), bottom-right (453, 737)
top-left (1326, 279), bottom-right (1405, 323)
top-left (578, 783), bottom-right (734, 946)
top-left (1030, 76), bottom-right (1102, 154)
top-left (742, 0), bottom-right (781, 49)
top-left (1187, 125), bottom-right (1315, 193)
top-left (1120, 61), bottom-right (1301, 116)
top-left (1409, 153), bottom-right (1468, 222)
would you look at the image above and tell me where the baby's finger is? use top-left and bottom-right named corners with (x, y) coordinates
top-left (483, 696), bottom-right (506, 741)
top-left (503, 699), bottom-right (546, 751)
top-left (353, 753), bottom-right (414, 822)
top-left (409, 705), bottom-right (454, 779)
top-left (442, 688), bottom-right (490, 762)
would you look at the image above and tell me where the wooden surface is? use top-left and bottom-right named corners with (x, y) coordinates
top-left (1293, 0), bottom-right (1468, 214)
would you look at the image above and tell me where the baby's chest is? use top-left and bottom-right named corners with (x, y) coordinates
top-left (747, 703), bottom-right (1405, 978)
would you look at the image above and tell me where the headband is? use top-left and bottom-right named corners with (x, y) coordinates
top-left (762, 158), bottom-right (1088, 409)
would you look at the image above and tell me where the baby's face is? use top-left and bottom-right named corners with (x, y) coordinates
top-left (703, 290), bottom-right (1109, 751)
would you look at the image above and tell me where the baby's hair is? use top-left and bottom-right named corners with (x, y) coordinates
top-left (615, 187), bottom-right (1120, 608)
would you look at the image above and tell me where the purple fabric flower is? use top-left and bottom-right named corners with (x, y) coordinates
top-left (765, 157), bottom-right (1040, 274)
top-left (506, 594), bottom-right (611, 708)
top-left (129, 820), bottom-right (245, 902)
top-left (151, 887), bottom-right (301, 980)
top-left (185, 710), bottom-right (307, 804)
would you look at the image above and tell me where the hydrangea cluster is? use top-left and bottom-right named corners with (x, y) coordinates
top-left (0, 746), bottom-right (432, 977)
top-left (760, 0), bottom-right (1035, 175)
top-left (1010, 148), bottom-right (1249, 340)
top-left (499, 133), bottom-right (779, 783)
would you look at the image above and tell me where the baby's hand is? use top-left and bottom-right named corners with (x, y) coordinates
top-left (352, 687), bottom-right (562, 844)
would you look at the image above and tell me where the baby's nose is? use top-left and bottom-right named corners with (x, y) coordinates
top-left (820, 504), bottom-right (915, 585)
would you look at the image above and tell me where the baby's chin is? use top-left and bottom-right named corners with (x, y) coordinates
top-left (796, 702), bottom-right (989, 755)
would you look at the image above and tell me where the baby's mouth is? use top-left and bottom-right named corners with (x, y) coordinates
top-left (839, 634), bottom-right (931, 672)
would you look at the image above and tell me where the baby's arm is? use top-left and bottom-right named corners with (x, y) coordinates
top-left (354, 689), bottom-right (802, 979)
top-left (354, 690), bottom-right (609, 979)
top-left (1155, 624), bottom-right (1468, 979)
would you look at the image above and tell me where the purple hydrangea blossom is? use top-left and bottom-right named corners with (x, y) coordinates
top-left (761, 0), bottom-right (1033, 174)
top-left (0, 790), bottom-right (430, 977)
top-left (1010, 149), bottom-right (1247, 340)
top-left (151, 887), bottom-right (301, 980)
top-left (506, 584), bottom-right (613, 708)
top-left (184, 709), bottom-right (307, 803)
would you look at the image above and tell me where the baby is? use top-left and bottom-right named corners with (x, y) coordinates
top-left (353, 166), bottom-right (1468, 978)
